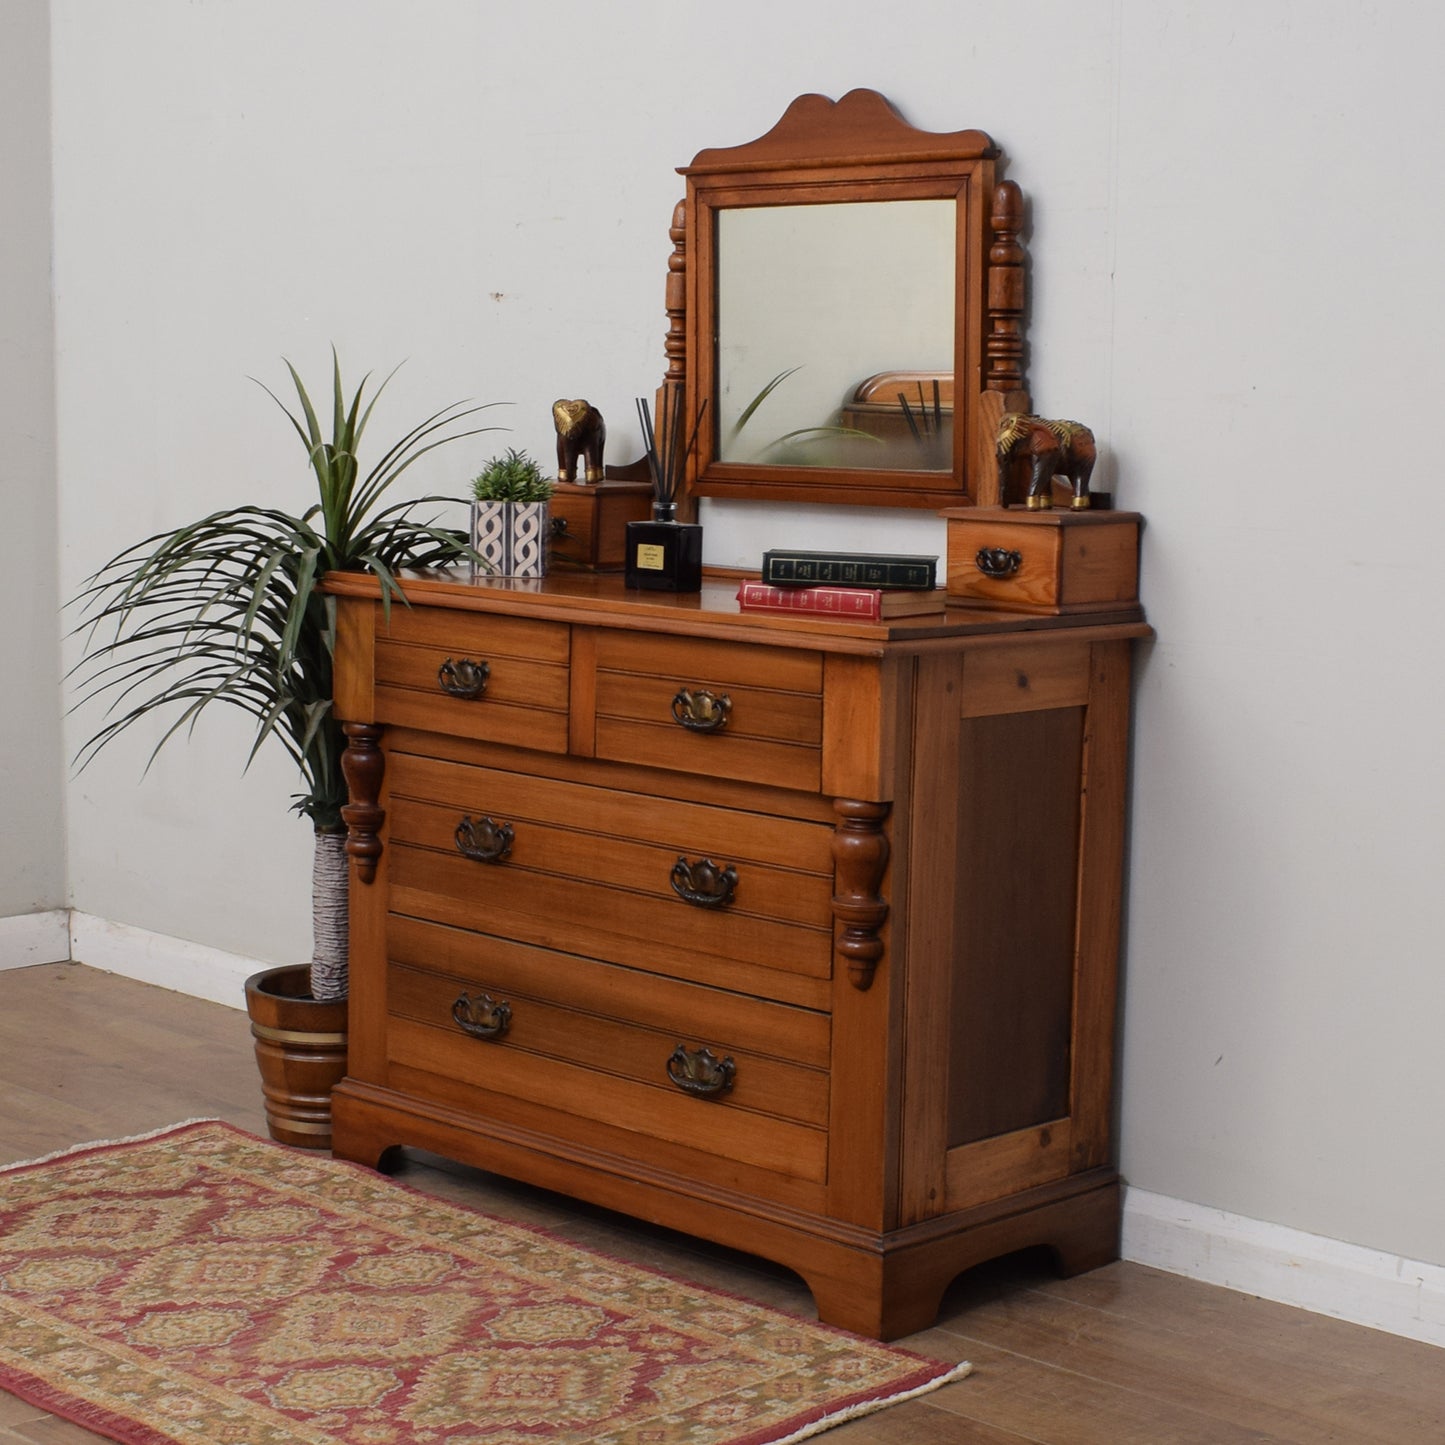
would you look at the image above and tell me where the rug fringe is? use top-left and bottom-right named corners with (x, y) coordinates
top-left (768, 1360), bottom-right (974, 1444)
top-left (0, 1118), bottom-right (221, 1174)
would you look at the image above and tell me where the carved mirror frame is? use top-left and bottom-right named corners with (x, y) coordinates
top-left (666, 89), bottom-right (1029, 511)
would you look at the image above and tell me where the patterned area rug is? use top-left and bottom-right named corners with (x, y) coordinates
top-left (0, 1121), bottom-right (969, 1444)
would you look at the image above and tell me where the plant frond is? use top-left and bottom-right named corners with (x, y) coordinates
top-left (727, 366), bottom-right (803, 443)
top-left (69, 352), bottom-right (500, 824)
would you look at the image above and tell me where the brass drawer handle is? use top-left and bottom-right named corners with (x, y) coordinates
top-left (452, 991), bottom-right (512, 1040)
top-left (455, 815), bottom-right (514, 863)
top-left (438, 657), bottom-right (490, 699)
top-left (670, 856), bottom-right (738, 909)
top-left (666, 1043), bottom-right (735, 1097)
top-left (975, 546), bottom-right (1023, 579)
top-left (671, 687), bottom-right (731, 733)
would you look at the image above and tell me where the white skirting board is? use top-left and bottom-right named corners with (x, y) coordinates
top-left (0, 910), bottom-right (71, 970)
top-left (1123, 1187), bottom-right (1445, 1348)
top-left (5, 909), bottom-right (1442, 1348)
top-left (67, 911), bottom-right (259, 1012)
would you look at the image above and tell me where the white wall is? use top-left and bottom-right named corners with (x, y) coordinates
top-left (39, 0), bottom-right (1445, 1275)
top-left (0, 0), bottom-right (66, 923)
top-left (1111, 3), bottom-right (1445, 1269)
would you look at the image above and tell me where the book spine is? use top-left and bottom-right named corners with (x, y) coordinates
top-left (735, 582), bottom-right (882, 620)
top-left (760, 553), bottom-right (936, 589)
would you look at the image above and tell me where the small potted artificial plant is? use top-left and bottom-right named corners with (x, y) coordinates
top-left (70, 353), bottom-right (498, 1147)
top-left (471, 447), bottom-right (554, 578)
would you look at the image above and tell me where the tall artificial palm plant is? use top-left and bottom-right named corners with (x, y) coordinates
top-left (71, 354), bottom-right (499, 1000)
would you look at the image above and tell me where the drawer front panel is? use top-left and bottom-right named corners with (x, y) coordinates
top-left (389, 842), bottom-right (833, 987)
top-left (374, 607), bottom-right (569, 751)
top-left (389, 915), bottom-right (831, 1069)
top-left (384, 945), bottom-right (828, 1182)
top-left (593, 630), bottom-right (823, 790)
top-left (387, 1017), bottom-right (828, 1183)
top-left (387, 754), bottom-right (834, 930)
top-left (380, 605), bottom-right (570, 663)
top-left (595, 631), bottom-right (822, 691)
top-left (944, 515), bottom-right (1140, 614)
top-left (390, 753), bottom-right (834, 870)
top-left (389, 961), bottom-right (827, 1122)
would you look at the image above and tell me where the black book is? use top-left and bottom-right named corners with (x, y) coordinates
top-left (760, 548), bottom-right (938, 591)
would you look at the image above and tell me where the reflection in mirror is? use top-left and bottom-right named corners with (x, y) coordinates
top-left (715, 200), bottom-right (955, 471)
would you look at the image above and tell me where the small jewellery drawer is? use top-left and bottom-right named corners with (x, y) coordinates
top-left (591, 630), bottom-right (823, 791)
top-left (547, 479), bottom-right (651, 571)
top-left (385, 752), bottom-right (836, 1007)
top-left (383, 918), bottom-right (829, 1184)
top-left (373, 605), bottom-right (570, 751)
top-left (942, 509), bottom-right (1141, 616)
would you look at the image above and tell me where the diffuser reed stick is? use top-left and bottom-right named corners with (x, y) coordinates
top-left (897, 380), bottom-right (945, 442)
top-left (636, 390), bottom-right (707, 514)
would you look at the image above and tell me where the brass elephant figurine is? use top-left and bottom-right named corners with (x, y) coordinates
top-left (996, 412), bottom-right (1096, 510)
top-left (552, 398), bottom-right (606, 483)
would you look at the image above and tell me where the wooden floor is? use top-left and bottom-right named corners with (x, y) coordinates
top-left (0, 963), bottom-right (1441, 1444)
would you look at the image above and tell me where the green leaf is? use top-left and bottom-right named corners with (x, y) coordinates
top-left (67, 351), bottom-right (503, 831)
top-left (727, 366), bottom-right (803, 443)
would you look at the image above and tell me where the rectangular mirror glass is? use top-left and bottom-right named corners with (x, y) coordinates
top-left (716, 200), bottom-right (955, 472)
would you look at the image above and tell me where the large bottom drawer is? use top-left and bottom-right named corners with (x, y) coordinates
top-left (383, 916), bottom-right (830, 1186)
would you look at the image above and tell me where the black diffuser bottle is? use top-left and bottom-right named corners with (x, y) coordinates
top-left (625, 391), bottom-right (705, 592)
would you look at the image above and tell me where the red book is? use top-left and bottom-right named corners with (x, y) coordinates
top-left (735, 580), bottom-right (944, 621)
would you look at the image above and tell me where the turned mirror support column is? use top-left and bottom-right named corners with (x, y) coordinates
top-left (831, 799), bottom-right (891, 990)
top-left (658, 199), bottom-right (694, 522)
top-left (985, 179), bottom-right (1028, 398)
top-left (340, 722), bottom-right (385, 884)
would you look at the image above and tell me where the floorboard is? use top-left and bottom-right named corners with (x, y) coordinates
top-left (0, 962), bottom-right (1440, 1443)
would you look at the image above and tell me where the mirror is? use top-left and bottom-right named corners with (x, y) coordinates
top-left (716, 200), bottom-right (955, 471)
top-left (673, 89), bottom-right (1028, 510)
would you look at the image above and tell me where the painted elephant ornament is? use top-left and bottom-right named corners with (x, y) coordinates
top-left (553, 398), bottom-right (606, 483)
top-left (996, 412), bottom-right (1096, 510)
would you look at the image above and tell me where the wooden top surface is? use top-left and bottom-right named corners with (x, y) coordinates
top-left (323, 568), bottom-right (1150, 656)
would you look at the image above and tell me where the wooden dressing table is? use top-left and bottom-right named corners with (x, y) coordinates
top-left (328, 92), bottom-right (1148, 1340)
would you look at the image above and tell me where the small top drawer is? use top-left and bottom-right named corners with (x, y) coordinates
top-left (373, 605), bottom-right (570, 751)
top-left (591, 630), bottom-right (823, 791)
top-left (943, 509), bottom-right (1140, 616)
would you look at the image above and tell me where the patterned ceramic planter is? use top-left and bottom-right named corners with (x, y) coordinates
top-left (472, 500), bottom-right (551, 578)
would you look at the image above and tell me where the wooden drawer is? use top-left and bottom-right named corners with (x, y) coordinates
top-left (942, 509), bottom-right (1140, 615)
top-left (373, 605), bottom-right (570, 750)
top-left (548, 479), bottom-right (652, 571)
top-left (385, 751), bottom-right (836, 1007)
top-left (591, 630), bottom-right (823, 791)
top-left (383, 918), bottom-right (829, 1183)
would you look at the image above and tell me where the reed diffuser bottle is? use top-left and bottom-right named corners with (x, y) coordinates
top-left (625, 391), bottom-right (706, 592)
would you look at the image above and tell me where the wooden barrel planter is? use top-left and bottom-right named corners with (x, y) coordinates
top-left (244, 964), bottom-right (348, 1150)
